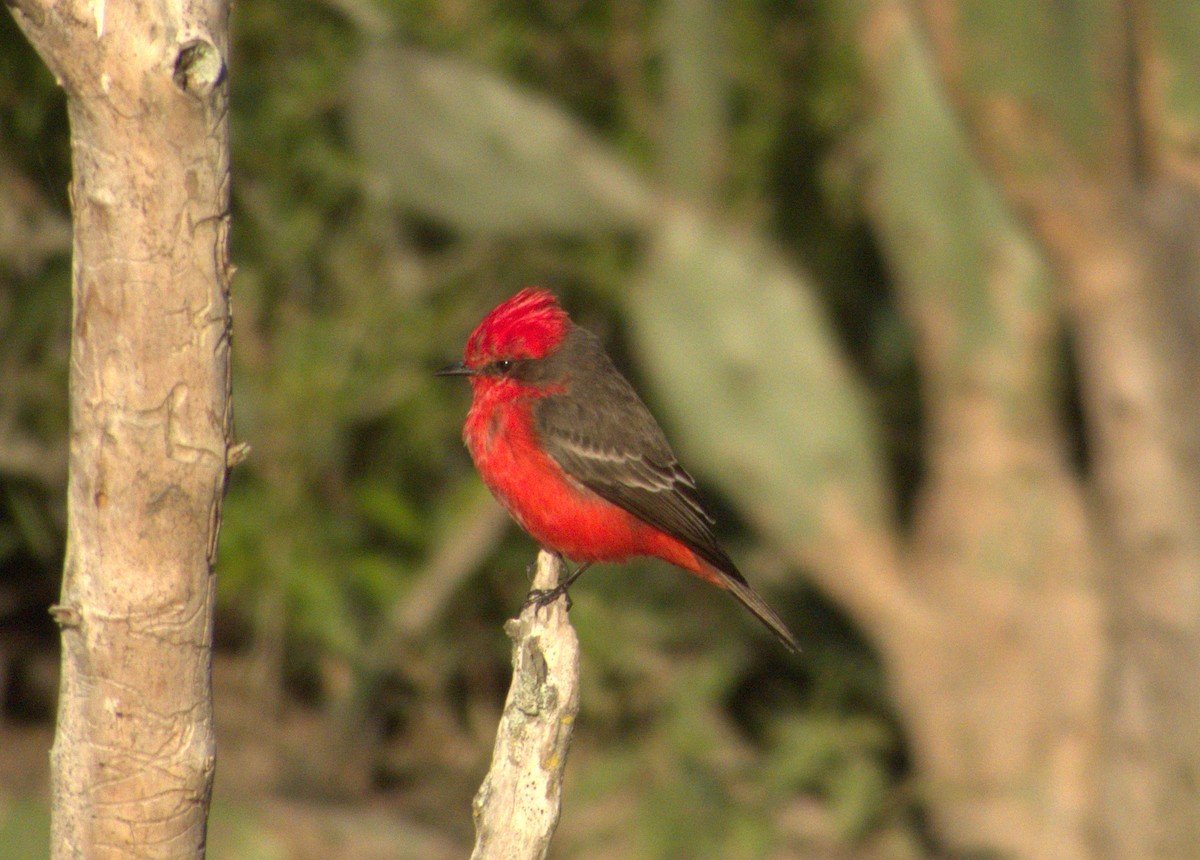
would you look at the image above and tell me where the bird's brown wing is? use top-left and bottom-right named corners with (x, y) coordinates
top-left (533, 373), bottom-right (803, 652)
top-left (531, 335), bottom-right (747, 585)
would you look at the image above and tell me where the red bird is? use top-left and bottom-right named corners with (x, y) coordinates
top-left (437, 289), bottom-right (798, 652)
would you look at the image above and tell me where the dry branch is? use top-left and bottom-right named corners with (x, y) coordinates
top-left (471, 550), bottom-right (581, 860)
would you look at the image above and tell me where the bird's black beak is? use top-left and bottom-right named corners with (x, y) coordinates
top-left (435, 362), bottom-right (476, 378)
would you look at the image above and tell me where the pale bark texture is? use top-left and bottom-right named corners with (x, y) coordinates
top-left (471, 550), bottom-right (581, 860)
top-left (6, 0), bottom-right (233, 856)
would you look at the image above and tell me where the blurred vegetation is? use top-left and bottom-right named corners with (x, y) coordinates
top-left (0, 1), bottom-right (927, 856)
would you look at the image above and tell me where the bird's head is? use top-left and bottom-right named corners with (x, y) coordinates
top-left (436, 288), bottom-right (573, 390)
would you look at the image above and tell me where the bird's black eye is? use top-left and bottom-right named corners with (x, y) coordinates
top-left (494, 360), bottom-right (514, 374)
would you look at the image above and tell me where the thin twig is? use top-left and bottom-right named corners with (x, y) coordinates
top-left (471, 550), bottom-right (581, 860)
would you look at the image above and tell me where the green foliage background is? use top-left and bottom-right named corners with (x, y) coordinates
top-left (0, 1), bottom-right (924, 856)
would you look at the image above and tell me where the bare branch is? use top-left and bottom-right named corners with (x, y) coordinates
top-left (471, 550), bottom-right (581, 860)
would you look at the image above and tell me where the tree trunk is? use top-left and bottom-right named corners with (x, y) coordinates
top-left (856, 6), bottom-right (1105, 856)
top-left (917, 1), bottom-right (1200, 854)
top-left (631, 6), bottom-right (1108, 857)
top-left (6, 0), bottom-right (233, 856)
top-left (1050, 208), bottom-right (1200, 860)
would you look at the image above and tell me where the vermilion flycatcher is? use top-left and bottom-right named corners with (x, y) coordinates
top-left (437, 288), bottom-right (798, 652)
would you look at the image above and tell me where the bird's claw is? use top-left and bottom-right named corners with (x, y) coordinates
top-left (523, 585), bottom-right (573, 617)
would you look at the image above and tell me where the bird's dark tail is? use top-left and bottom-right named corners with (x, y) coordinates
top-left (701, 561), bottom-right (799, 652)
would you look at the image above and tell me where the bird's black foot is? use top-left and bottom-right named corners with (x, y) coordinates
top-left (522, 561), bottom-right (592, 618)
top-left (523, 584), bottom-right (573, 615)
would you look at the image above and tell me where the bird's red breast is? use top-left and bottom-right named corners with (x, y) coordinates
top-left (464, 386), bottom-right (708, 577)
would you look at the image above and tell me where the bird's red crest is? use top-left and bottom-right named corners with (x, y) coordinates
top-left (465, 288), bottom-right (572, 366)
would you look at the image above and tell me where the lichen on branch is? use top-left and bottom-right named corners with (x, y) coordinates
top-left (471, 550), bottom-right (581, 860)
